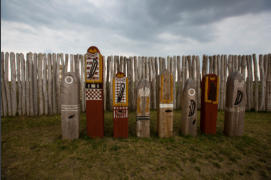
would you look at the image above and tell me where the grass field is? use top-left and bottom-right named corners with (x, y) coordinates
top-left (2, 111), bottom-right (271, 179)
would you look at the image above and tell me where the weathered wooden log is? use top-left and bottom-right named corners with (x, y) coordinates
top-left (56, 54), bottom-right (61, 114)
top-left (246, 55), bottom-right (252, 110)
top-left (238, 55), bottom-right (241, 73)
top-left (70, 54), bottom-right (74, 72)
top-left (228, 55), bottom-right (233, 74)
top-left (64, 54), bottom-right (68, 73)
top-left (182, 56), bottom-right (186, 90)
top-left (47, 54), bottom-right (53, 114)
top-left (5, 52), bottom-right (12, 116)
top-left (10, 52), bottom-right (17, 116)
top-left (196, 56), bottom-right (201, 109)
top-left (202, 55), bottom-right (207, 77)
top-left (106, 56), bottom-right (111, 111)
top-left (176, 56), bottom-right (182, 109)
top-left (21, 53), bottom-right (26, 115)
top-left (33, 53), bottom-right (38, 115)
top-left (52, 53), bottom-right (57, 114)
top-left (16, 53), bottom-right (21, 115)
top-left (80, 54), bottom-right (86, 112)
top-left (224, 72), bottom-right (246, 136)
top-left (266, 54), bottom-right (271, 111)
top-left (259, 55), bottom-right (265, 111)
top-left (217, 55), bottom-right (221, 110)
top-left (252, 54), bottom-right (259, 112)
top-left (181, 79), bottom-right (197, 136)
top-left (43, 54), bottom-right (48, 115)
top-left (157, 69), bottom-right (173, 137)
top-left (38, 53), bottom-right (43, 115)
top-left (103, 56), bottom-right (107, 111)
top-left (151, 57), bottom-right (158, 110)
top-left (25, 53), bottom-right (30, 116)
top-left (187, 56), bottom-right (192, 78)
top-left (136, 80), bottom-right (150, 137)
top-left (61, 72), bottom-right (80, 140)
top-left (200, 74), bottom-right (219, 134)
top-left (133, 56), bottom-right (138, 110)
top-left (29, 53), bottom-right (34, 116)
top-left (128, 57), bottom-right (134, 111)
top-left (1, 52), bottom-right (7, 116)
top-left (120, 56), bottom-right (124, 72)
top-left (172, 56), bottom-right (177, 109)
top-left (220, 55), bottom-right (225, 110)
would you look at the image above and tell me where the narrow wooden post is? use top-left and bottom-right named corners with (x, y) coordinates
top-left (172, 56), bottom-right (177, 109)
top-left (151, 57), bottom-right (158, 110)
top-left (128, 57), bottom-right (134, 111)
top-left (52, 53), bottom-right (57, 114)
top-left (238, 55), bottom-right (241, 73)
top-left (133, 56), bottom-right (139, 110)
top-left (64, 54), bottom-right (68, 73)
top-left (33, 53), bottom-right (38, 115)
top-left (176, 56), bottom-right (182, 109)
top-left (16, 53), bottom-right (21, 116)
top-left (103, 56), bottom-right (107, 111)
top-left (220, 55), bottom-right (225, 111)
top-left (85, 46), bottom-right (104, 138)
top-left (38, 53), bottom-right (43, 115)
top-left (113, 72), bottom-right (129, 138)
top-left (61, 72), bottom-right (80, 140)
top-left (223, 55), bottom-right (227, 110)
top-left (217, 55), bottom-right (221, 110)
top-left (29, 53), bottom-right (34, 116)
top-left (10, 52), bottom-right (17, 116)
top-left (109, 56), bottom-right (114, 111)
top-left (136, 80), bottom-right (150, 137)
top-left (56, 54), bottom-right (61, 114)
top-left (70, 54), bottom-right (74, 72)
top-left (209, 56), bottom-right (213, 74)
top-left (266, 54), bottom-right (271, 111)
top-left (21, 53), bottom-right (26, 115)
top-left (181, 79), bottom-right (197, 136)
top-left (202, 55), bottom-right (207, 78)
top-left (182, 56), bottom-right (186, 90)
top-left (1, 52), bottom-right (7, 116)
top-left (5, 52), bottom-right (12, 116)
top-left (106, 56), bottom-right (111, 111)
top-left (253, 54), bottom-right (259, 112)
top-left (228, 55), bottom-right (233, 74)
top-left (43, 54), bottom-right (48, 115)
top-left (25, 53), bottom-right (30, 116)
top-left (224, 72), bottom-right (246, 136)
top-left (47, 54), bottom-right (53, 114)
top-left (196, 56), bottom-right (201, 109)
top-left (259, 55), bottom-right (265, 111)
top-left (246, 55), bottom-right (252, 110)
top-left (157, 70), bottom-right (173, 137)
top-left (80, 54), bottom-right (86, 112)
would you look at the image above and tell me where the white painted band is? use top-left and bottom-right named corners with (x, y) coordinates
top-left (225, 107), bottom-right (245, 112)
top-left (159, 104), bottom-right (173, 108)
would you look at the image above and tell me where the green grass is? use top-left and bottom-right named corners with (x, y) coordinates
top-left (2, 111), bottom-right (271, 179)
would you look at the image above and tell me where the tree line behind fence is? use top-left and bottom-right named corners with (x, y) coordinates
top-left (1, 52), bottom-right (271, 117)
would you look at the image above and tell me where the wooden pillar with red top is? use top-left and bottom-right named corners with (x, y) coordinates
top-left (113, 72), bottom-right (129, 138)
top-left (200, 74), bottom-right (219, 134)
top-left (85, 46), bottom-right (104, 138)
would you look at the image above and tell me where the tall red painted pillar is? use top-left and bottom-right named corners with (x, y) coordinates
top-left (113, 72), bottom-right (129, 138)
top-left (200, 74), bottom-right (219, 134)
top-left (85, 46), bottom-right (104, 138)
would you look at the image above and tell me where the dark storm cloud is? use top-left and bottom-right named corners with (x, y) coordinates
top-left (1, 0), bottom-right (271, 46)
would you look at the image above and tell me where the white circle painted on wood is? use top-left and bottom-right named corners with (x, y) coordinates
top-left (188, 88), bottom-right (195, 96)
top-left (65, 76), bottom-right (74, 85)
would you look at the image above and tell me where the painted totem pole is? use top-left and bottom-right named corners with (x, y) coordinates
top-left (61, 72), bottom-right (80, 140)
top-left (181, 79), bottom-right (197, 136)
top-left (224, 72), bottom-right (246, 136)
top-left (113, 72), bottom-right (129, 138)
top-left (136, 80), bottom-right (151, 137)
top-left (157, 69), bottom-right (174, 137)
top-left (85, 46), bottom-right (104, 138)
top-left (200, 74), bottom-right (219, 134)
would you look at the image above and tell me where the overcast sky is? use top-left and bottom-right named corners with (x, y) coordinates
top-left (1, 0), bottom-right (271, 56)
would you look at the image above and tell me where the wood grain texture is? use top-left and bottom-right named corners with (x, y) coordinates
top-left (43, 54), bottom-right (48, 115)
top-left (1, 52), bottom-right (7, 116)
top-left (16, 53), bottom-right (22, 116)
top-left (33, 53), bottom-right (38, 115)
top-left (21, 53), bottom-right (26, 115)
top-left (5, 52), bottom-right (12, 116)
top-left (38, 53), bottom-right (43, 115)
top-left (10, 52), bottom-right (17, 116)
